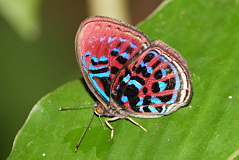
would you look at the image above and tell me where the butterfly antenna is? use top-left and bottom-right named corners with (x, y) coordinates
top-left (75, 111), bottom-right (95, 152)
top-left (59, 102), bottom-right (93, 111)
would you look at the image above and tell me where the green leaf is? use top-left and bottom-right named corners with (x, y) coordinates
top-left (8, 0), bottom-right (239, 159)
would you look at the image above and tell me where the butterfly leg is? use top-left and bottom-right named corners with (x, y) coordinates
top-left (105, 117), bottom-right (120, 141)
top-left (126, 117), bottom-right (151, 133)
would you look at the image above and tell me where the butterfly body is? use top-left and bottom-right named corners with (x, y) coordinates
top-left (75, 16), bottom-right (192, 135)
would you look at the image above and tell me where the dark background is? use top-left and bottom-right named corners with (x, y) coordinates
top-left (0, 0), bottom-right (163, 159)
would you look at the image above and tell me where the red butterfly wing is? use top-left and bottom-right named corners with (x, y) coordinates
top-left (111, 40), bottom-right (192, 117)
top-left (75, 16), bottom-right (150, 106)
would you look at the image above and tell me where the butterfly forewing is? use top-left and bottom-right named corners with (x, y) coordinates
top-left (75, 16), bottom-right (150, 106)
top-left (111, 40), bottom-right (192, 118)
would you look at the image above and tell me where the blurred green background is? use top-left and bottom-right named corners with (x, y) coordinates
top-left (0, 0), bottom-right (162, 159)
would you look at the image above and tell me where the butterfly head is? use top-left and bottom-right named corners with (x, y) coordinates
top-left (94, 101), bottom-right (105, 116)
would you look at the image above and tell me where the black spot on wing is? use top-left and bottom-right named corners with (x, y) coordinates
top-left (133, 107), bottom-right (140, 112)
top-left (126, 46), bottom-right (133, 53)
top-left (129, 97), bottom-right (140, 110)
top-left (136, 66), bottom-right (150, 77)
top-left (164, 78), bottom-right (176, 90)
top-left (99, 60), bottom-right (108, 64)
top-left (158, 94), bottom-right (173, 102)
top-left (166, 66), bottom-right (173, 74)
top-left (124, 85), bottom-right (139, 101)
top-left (99, 77), bottom-right (111, 97)
top-left (90, 67), bottom-right (108, 74)
top-left (111, 66), bottom-right (119, 74)
top-left (151, 60), bottom-right (161, 69)
top-left (143, 87), bottom-right (148, 94)
top-left (116, 56), bottom-right (127, 64)
top-left (143, 96), bottom-right (151, 105)
top-left (117, 42), bottom-right (122, 47)
top-left (125, 68), bottom-right (131, 76)
top-left (91, 59), bottom-right (98, 65)
top-left (152, 82), bottom-right (160, 93)
top-left (143, 53), bottom-right (155, 62)
top-left (142, 69), bottom-right (151, 77)
top-left (143, 107), bottom-right (151, 112)
top-left (111, 51), bottom-right (118, 56)
top-left (130, 76), bottom-right (145, 85)
top-left (156, 107), bottom-right (163, 113)
top-left (154, 69), bottom-right (163, 79)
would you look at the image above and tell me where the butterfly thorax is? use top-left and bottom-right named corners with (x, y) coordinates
top-left (94, 101), bottom-right (129, 119)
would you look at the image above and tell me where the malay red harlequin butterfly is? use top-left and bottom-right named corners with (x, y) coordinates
top-left (67, 16), bottom-right (192, 151)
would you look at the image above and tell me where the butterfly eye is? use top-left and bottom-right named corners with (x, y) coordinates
top-left (94, 106), bottom-right (103, 115)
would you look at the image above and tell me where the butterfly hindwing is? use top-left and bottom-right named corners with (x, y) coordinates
top-left (111, 40), bottom-right (192, 116)
top-left (75, 16), bottom-right (150, 105)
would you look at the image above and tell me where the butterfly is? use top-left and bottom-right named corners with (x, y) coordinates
top-left (73, 16), bottom-right (192, 150)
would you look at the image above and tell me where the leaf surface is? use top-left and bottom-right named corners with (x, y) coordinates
top-left (8, 0), bottom-right (239, 159)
